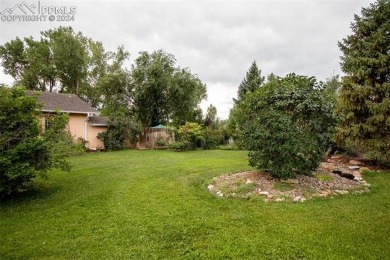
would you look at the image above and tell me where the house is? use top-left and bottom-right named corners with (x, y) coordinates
top-left (27, 91), bottom-right (108, 150)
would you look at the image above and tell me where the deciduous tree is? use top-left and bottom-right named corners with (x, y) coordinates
top-left (132, 50), bottom-right (206, 127)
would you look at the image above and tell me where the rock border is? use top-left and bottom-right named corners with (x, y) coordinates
top-left (208, 157), bottom-right (372, 203)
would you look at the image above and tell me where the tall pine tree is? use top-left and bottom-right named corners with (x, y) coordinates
top-left (228, 61), bottom-right (265, 147)
top-left (235, 61), bottom-right (265, 103)
top-left (336, 0), bottom-right (390, 163)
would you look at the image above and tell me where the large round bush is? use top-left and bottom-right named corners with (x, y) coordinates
top-left (239, 74), bottom-right (337, 179)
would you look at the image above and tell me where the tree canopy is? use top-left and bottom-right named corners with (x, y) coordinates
top-left (0, 27), bottom-right (131, 106)
top-left (227, 61), bottom-right (265, 146)
top-left (132, 50), bottom-right (207, 127)
top-left (0, 28), bottom-right (207, 129)
top-left (336, 0), bottom-right (390, 163)
top-left (235, 60), bottom-right (265, 103)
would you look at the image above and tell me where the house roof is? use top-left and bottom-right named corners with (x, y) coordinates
top-left (27, 91), bottom-right (98, 114)
top-left (88, 116), bottom-right (108, 126)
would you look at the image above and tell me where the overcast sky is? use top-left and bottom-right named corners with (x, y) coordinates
top-left (0, 0), bottom-right (373, 119)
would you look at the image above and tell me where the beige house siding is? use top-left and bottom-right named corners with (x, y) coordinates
top-left (40, 113), bottom-right (107, 150)
top-left (68, 114), bottom-right (87, 141)
top-left (86, 124), bottom-right (106, 149)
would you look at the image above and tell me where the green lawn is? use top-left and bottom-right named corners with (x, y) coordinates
top-left (1, 150), bottom-right (390, 259)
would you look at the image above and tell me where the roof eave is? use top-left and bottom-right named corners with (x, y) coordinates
top-left (41, 109), bottom-right (99, 114)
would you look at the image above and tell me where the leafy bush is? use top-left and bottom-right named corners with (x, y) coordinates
top-left (203, 128), bottom-right (224, 149)
top-left (0, 87), bottom-right (87, 197)
top-left (0, 87), bottom-right (49, 196)
top-left (156, 137), bottom-right (167, 146)
top-left (169, 141), bottom-right (187, 150)
top-left (177, 122), bottom-right (203, 149)
top-left (98, 117), bottom-right (141, 150)
top-left (239, 74), bottom-right (337, 179)
top-left (43, 111), bottom-right (84, 171)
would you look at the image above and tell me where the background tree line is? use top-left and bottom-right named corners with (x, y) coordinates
top-left (0, 26), bottom-right (207, 128)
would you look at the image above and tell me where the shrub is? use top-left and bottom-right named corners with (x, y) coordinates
top-left (239, 74), bottom-right (337, 179)
top-left (0, 87), bottom-right (51, 197)
top-left (202, 128), bottom-right (224, 150)
top-left (98, 117), bottom-right (141, 150)
top-left (177, 122), bottom-right (203, 149)
top-left (43, 111), bottom-right (84, 171)
top-left (156, 137), bottom-right (167, 147)
top-left (0, 87), bottom-right (86, 197)
top-left (169, 141), bottom-right (187, 150)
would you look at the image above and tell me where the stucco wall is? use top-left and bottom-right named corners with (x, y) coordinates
top-left (39, 113), bottom-right (107, 149)
top-left (86, 124), bottom-right (106, 149)
top-left (68, 114), bottom-right (86, 141)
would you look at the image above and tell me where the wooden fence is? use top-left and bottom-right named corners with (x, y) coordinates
top-left (137, 127), bottom-right (174, 148)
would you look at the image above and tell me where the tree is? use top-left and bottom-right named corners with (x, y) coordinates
top-left (0, 86), bottom-right (83, 197)
top-left (336, 0), bottom-right (390, 163)
top-left (227, 61), bottom-right (265, 147)
top-left (22, 37), bottom-right (57, 92)
top-left (0, 87), bottom-right (46, 196)
top-left (235, 60), bottom-right (265, 103)
top-left (239, 74), bottom-right (337, 179)
top-left (42, 27), bottom-right (88, 94)
top-left (0, 27), bottom-right (130, 104)
top-left (0, 27), bottom-right (88, 93)
top-left (96, 71), bottom-right (133, 117)
top-left (205, 104), bottom-right (217, 128)
top-left (0, 38), bottom-right (26, 80)
top-left (132, 50), bottom-right (206, 127)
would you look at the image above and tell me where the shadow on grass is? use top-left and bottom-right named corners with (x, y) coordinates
top-left (0, 177), bottom-right (60, 205)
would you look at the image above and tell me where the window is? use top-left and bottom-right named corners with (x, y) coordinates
top-left (44, 115), bottom-right (52, 131)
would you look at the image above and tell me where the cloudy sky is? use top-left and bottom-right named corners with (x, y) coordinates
top-left (0, 0), bottom-right (373, 119)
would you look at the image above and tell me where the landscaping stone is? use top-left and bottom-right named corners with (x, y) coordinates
top-left (209, 157), bottom-right (372, 202)
top-left (361, 181), bottom-right (371, 187)
top-left (335, 190), bottom-right (349, 195)
top-left (293, 196), bottom-right (301, 202)
top-left (349, 160), bottom-right (363, 166)
top-left (348, 166), bottom-right (360, 170)
top-left (321, 163), bottom-right (336, 171)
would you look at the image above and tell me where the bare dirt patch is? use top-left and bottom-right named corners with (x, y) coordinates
top-left (208, 158), bottom-right (372, 202)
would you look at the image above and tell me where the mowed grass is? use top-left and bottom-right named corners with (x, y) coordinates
top-left (1, 150), bottom-right (390, 259)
